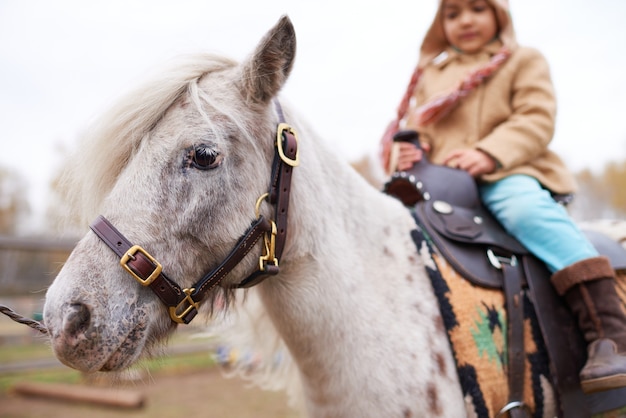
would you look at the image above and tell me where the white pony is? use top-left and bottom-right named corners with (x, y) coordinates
top-left (43, 17), bottom-right (466, 417)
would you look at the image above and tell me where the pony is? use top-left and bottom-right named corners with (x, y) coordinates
top-left (43, 16), bottom-right (467, 417)
top-left (41, 14), bottom-right (626, 417)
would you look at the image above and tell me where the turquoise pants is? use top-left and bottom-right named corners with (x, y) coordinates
top-left (478, 175), bottom-right (598, 273)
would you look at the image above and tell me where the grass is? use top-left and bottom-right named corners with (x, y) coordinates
top-left (136, 350), bottom-right (216, 376)
top-left (0, 328), bottom-right (218, 393)
top-left (0, 367), bottom-right (83, 392)
top-left (0, 338), bottom-right (52, 363)
top-left (0, 349), bottom-right (217, 393)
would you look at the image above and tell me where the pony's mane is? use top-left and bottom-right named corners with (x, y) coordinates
top-left (59, 53), bottom-right (238, 226)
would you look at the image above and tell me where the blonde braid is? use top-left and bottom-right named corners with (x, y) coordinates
top-left (380, 66), bottom-right (423, 171)
top-left (414, 46), bottom-right (511, 126)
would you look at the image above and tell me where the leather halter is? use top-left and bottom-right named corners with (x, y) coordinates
top-left (89, 102), bottom-right (299, 324)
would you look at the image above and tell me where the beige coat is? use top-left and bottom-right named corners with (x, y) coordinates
top-left (405, 41), bottom-right (576, 194)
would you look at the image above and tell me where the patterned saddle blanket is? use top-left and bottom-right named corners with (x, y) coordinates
top-left (411, 221), bottom-right (626, 418)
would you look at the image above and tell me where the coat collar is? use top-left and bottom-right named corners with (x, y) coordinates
top-left (431, 39), bottom-right (505, 69)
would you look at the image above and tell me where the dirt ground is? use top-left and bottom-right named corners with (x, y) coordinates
top-left (0, 367), bottom-right (299, 418)
top-left (0, 297), bottom-right (299, 418)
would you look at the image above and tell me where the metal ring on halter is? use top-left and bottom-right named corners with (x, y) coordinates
top-left (255, 193), bottom-right (270, 218)
top-left (495, 401), bottom-right (530, 417)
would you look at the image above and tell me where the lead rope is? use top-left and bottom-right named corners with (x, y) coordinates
top-left (0, 304), bottom-right (48, 334)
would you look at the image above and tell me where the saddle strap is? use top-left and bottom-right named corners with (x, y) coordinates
top-left (523, 257), bottom-right (591, 418)
top-left (501, 259), bottom-right (530, 418)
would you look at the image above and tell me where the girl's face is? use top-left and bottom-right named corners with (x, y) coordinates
top-left (442, 0), bottom-right (498, 54)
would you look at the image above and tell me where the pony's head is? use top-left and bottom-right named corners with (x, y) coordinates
top-left (43, 16), bottom-right (297, 372)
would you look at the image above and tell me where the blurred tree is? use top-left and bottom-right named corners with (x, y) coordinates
top-left (0, 167), bottom-right (30, 234)
top-left (571, 163), bottom-right (626, 221)
top-left (603, 161), bottom-right (626, 214)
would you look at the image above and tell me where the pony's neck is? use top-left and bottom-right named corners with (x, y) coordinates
top-left (257, 190), bottom-right (464, 416)
top-left (252, 114), bottom-right (464, 416)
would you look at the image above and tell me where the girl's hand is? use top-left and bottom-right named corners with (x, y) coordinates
top-left (393, 142), bottom-right (431, 172)
top-left (442, 149), bottom-right (497, 177)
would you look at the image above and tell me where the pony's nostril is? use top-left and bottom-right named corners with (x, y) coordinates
top-left (64, 302), bottom-right (91, 337)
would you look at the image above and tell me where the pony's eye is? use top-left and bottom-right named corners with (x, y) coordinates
top-left (191, 144), bottom-right (222, 170)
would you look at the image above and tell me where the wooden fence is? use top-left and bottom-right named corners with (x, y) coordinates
top-left (0, 236), bottom-right (77, 295)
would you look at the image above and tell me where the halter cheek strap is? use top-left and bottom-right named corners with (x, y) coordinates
top-left (89, 101), bottom-right (298, 324)
top-left (90, 214), bottom-right (272, 324)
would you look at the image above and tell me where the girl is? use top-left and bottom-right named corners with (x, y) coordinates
top-left (382, 0), bottom-right (626, 394)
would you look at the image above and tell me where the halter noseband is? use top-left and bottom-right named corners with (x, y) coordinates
top-left (89, 102), bottom-right (298, 324)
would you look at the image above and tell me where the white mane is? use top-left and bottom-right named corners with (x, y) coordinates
top-left (58, 54), bottom-right (238, 226)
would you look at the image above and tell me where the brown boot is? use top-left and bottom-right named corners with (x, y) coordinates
top-left (551, 256), bottom-right (626, 394)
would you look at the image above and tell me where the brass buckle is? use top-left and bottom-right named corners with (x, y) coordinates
top-left (120, 245), bottom-right (163, 286)
top-left (276, 123), bottom-right (300, 167)
top-left (259, 220), bottom-right (278, 271)
top-left (168, 288), bottom-right (200, 324)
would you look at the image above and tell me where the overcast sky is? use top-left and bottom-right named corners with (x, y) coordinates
top-left (1, 0), bottom-right (626, 230)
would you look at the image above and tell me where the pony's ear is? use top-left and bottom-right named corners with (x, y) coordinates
top-left (240, 15), bottom-right (296, 105)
